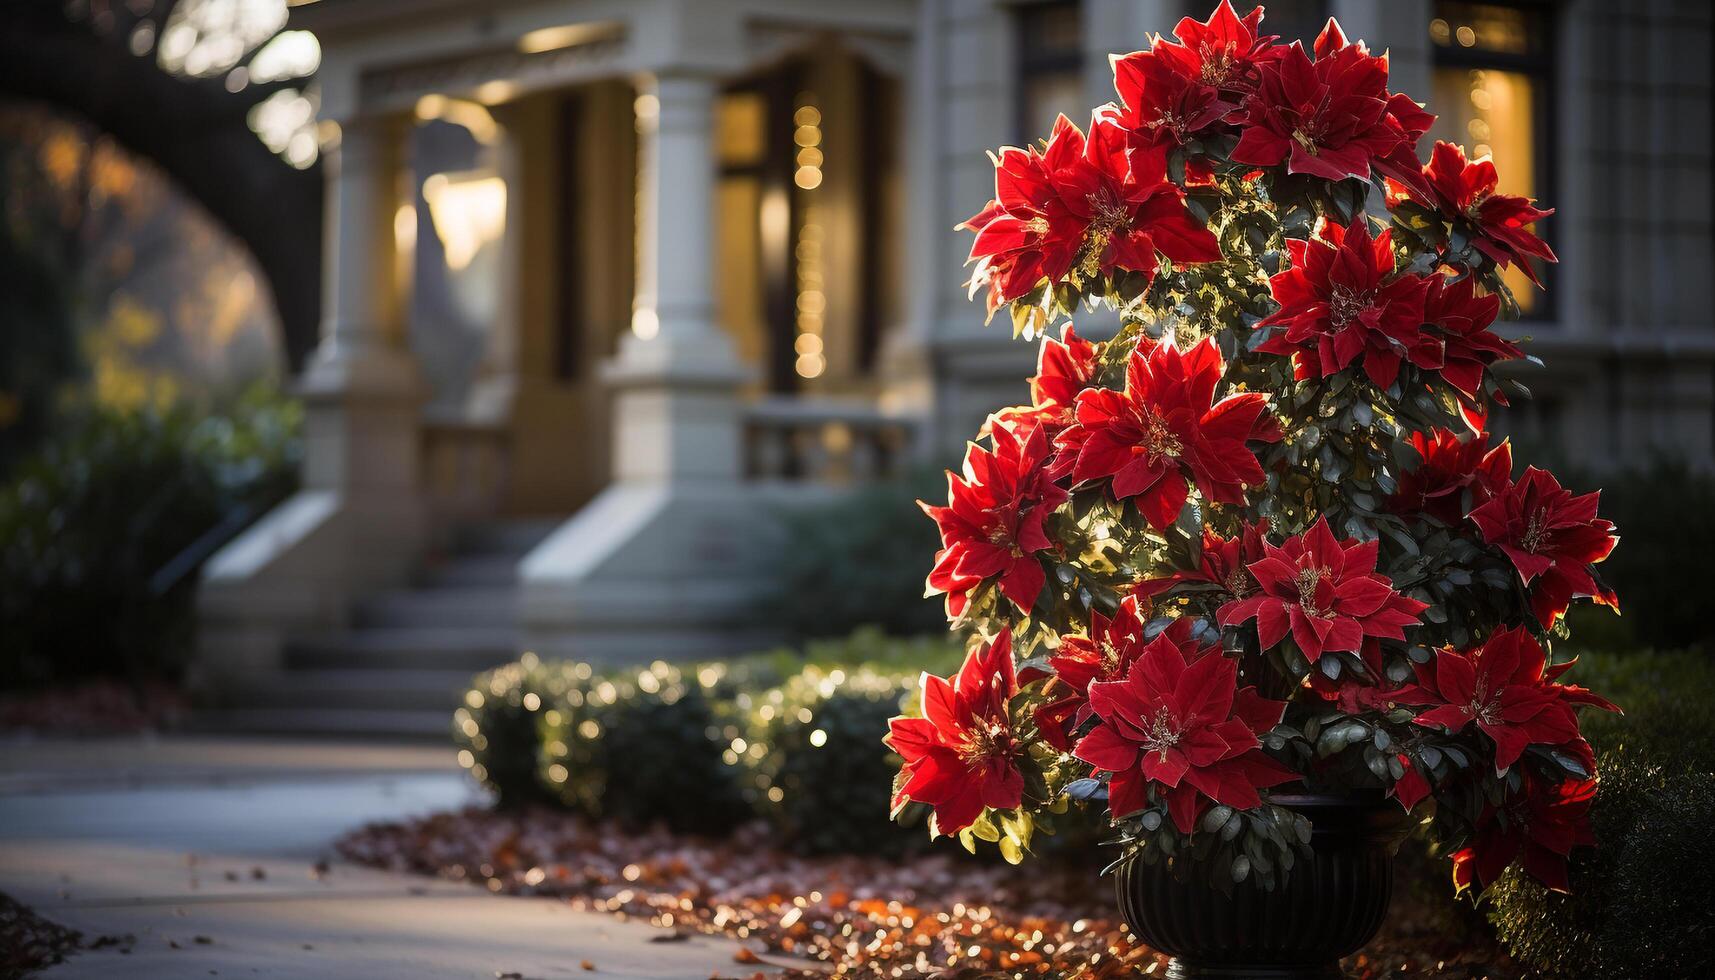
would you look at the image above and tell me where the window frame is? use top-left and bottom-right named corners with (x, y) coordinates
top-left (1013, 0), bottom-right (1085, 146)
top-left (1430, 0), bottom-right (1560, 323)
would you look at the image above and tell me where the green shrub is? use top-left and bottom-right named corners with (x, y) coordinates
top-left (537, 661), bottom-right (751, 835)
top-left (741, 665), bottom-right (925, 855)
top-left (765, 475), bottom-right (948, 640)
top-left (451, 655), bottom-right (574, 809)
top-left (1485, 648), bottom-right (1715, 977)
top-left (453, 630), bottom-right (965, 845)
top-left (0, 387), bottom-right (299, 689)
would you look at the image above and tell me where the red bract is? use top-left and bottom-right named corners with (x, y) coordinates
top-left (886, 630), bottom-right (1024, 836)
top-left (1306, 639), bottom-right (1402, 715)
top-left (998, 323), bottom-right (1103, 435)
top-left (1230, 21), bottom-right (1430, 186)
top-left (1073, 626), bottom-right (1296, 832)
top-left (1257, 217), bottom-right (1437, 390)
top-left (1037, 607), bottom-right (1209, 751)
top-left (922, 422), bottom-right (1069, 618)
top-left (964, 114), bottom-right (1221, 313)
top-left (1053, 335), bottom-right (1276, 528)
top-left (1399, 626), bottom-right (1618, 773)
top-left (1469, 466), bottom-right (1619, 628)
top-left (1111, 48), bottom-right (1234, 154)
top-left (1424, 273), bottom-right (1521, 401)
top-left (961, 118), bottom-right (1087, 313)
top-left (1219, 516), bottom-right (1428, 663)
top-left (1388, 427), bottom-right (1513, 526)
top-left (1452, 772), bottom-right (1596, 895)
top-left (1136, 519), bottom-right (1270, 600)
top-left (1408, 141), bottom-right (1557, 286)
top-left (1161, 0), bottom-right (1278, 95)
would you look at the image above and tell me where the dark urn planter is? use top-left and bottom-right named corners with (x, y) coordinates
top-left (1114, 793), bottom-right (1409, 980)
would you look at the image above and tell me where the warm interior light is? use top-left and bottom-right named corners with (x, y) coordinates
top-left (517, 22), bottom-right (618, 55)
top-left (421, 173), bottom-right (507, 271)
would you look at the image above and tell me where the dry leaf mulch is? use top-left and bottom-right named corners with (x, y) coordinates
top-left (335, 807), bottom-right (1521, 980)
top-left (2, 890), bottom-right (91, 978)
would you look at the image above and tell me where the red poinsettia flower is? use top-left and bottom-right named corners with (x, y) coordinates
top-left (1469, 467), bottom-right (1619, 628)
top-left (922, 422), bottom-right (1070, 618)
top-left (1036, 606), bottom-right (1211, 750)
top-left (1451, 771), bottom-right (1596, 895)
top-left (1230, 22), bottom-right (1430, 187)
top-left (1388, 427), bottom-right (1514, 526)
top-left (1424, 273), bottom-right (1522, 401)
top-left (997, 323), bottom-right (1103, 435)
top-left (1074, 630), bottom-right (1297, 832)
top-left (1053, 335), bottom-right (1276, 528)
top-left (1136, 519), bottom-right (1270, 600)
top-left (1398, 626), bottom-right (1618, 773)
top-left (964, 114), bottom-right (1221, 313)
top-left (960, 119), bottom-right (1088, 313)
top-left (1219, 516), bottom-right (1429, 663)
top-left (1159, 0), bottom-right (1279, 96)
top-left (1111, 47), bottom-right (1235, 154)
top-left (1406, 141), bottom-right (1557, 286)
top-left (1257, 216), bottom-right (1437, 390)
top-left (886, 629), bottom-right (1024, 836)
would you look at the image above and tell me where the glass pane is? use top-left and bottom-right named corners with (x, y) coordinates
top-left (1430, 66), bottom-right (1541, 313)
top-left (1022, 71), bottom-right (1085, 143)
top-left (1019, 2), bottom-right (1082, 58)
top-left (716, 91), bottom-right (766, 167)
top-left (716, 176), bottom-right (768, 367)
top-left (1258, 0), bottom-right (1330, 48)
top-left (1430, 2), bottom-right (1541, 57)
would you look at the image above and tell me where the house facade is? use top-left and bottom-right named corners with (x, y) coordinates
top-left (198, 0), bottom-right (1713, 730)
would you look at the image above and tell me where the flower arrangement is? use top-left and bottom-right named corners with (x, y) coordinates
top-left (890, 1), bottom-right (1620, 897)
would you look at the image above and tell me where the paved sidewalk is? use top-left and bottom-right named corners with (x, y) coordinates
top-left (0, 735), bottom-right (779, 979)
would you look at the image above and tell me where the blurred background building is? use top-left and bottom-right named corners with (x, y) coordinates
top-left (2, 0), bottom-right (1710, 735)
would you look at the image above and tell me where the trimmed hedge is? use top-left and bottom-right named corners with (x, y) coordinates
top-left (453, 630), bottom-right (963, 850)
top-left (1484, 648), bottom-right (1715, 978)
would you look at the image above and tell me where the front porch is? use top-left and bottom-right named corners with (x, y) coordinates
top-left (196, 0), bottom-right (934, 726)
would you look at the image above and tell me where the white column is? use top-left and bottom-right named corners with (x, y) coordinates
top-left (603, 70), bottom-right (750, 483)
top-left (298, 112), bottom-right (422, 494)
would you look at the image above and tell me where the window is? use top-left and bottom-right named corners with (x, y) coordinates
top-left (1254, 0), bottom-right (1328, 48)
top-left (1016, 1), bottom-right (1084, 143)
top-left (1428, 1), bottom-right (1555, 317)
top-left (714, 50), bottom-right (898, 393)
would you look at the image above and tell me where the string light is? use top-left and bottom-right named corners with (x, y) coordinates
top-left (793, 92), bottom-right (826, 380)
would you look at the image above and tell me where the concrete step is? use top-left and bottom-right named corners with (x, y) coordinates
top-left (191, 707), bottom-right (454, 739)
top-left (284, 628), bottom-right (520, 672)
top-left (353, 587), bottom-right (517, 629)
top-left (415, 555), bottom-right (520, 588)
top-left (450, 518), bottom-right (562, 557)
top-left (230, 669), bottom-right (478, 713)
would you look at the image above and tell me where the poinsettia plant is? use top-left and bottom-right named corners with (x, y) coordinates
top-left (889, 1), bottom-right (1621, 897)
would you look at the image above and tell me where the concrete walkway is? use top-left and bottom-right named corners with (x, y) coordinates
top-left (0, 735), bottom-right (777, 979)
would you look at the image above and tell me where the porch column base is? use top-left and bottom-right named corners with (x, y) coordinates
top-left (197, 346), bottom-right (427, 689)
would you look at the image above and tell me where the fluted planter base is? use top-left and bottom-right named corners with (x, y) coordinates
top-left (1115, 794), bottom-right (1407, 980)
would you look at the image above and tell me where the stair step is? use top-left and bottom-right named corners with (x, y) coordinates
top-left (415, 555), bottom-right (520, 588)
top-left (192, 708), bottom-right (454, 740)
top-left (284, 628), bottom-right (520, 672)
top-left (451, 519), bottom-right (562, 557)
top-left (230, 669), bottom-right (479, 712)
top-left (354, 588), bottom-right (517, 629)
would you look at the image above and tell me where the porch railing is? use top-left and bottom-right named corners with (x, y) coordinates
top-left (742, 396), bottom-right (922, 484)
top-left (422, 418), bottom-right (512, 522)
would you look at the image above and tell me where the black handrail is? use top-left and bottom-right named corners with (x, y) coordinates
top-left (146, 487), bottom-right (291, 598)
